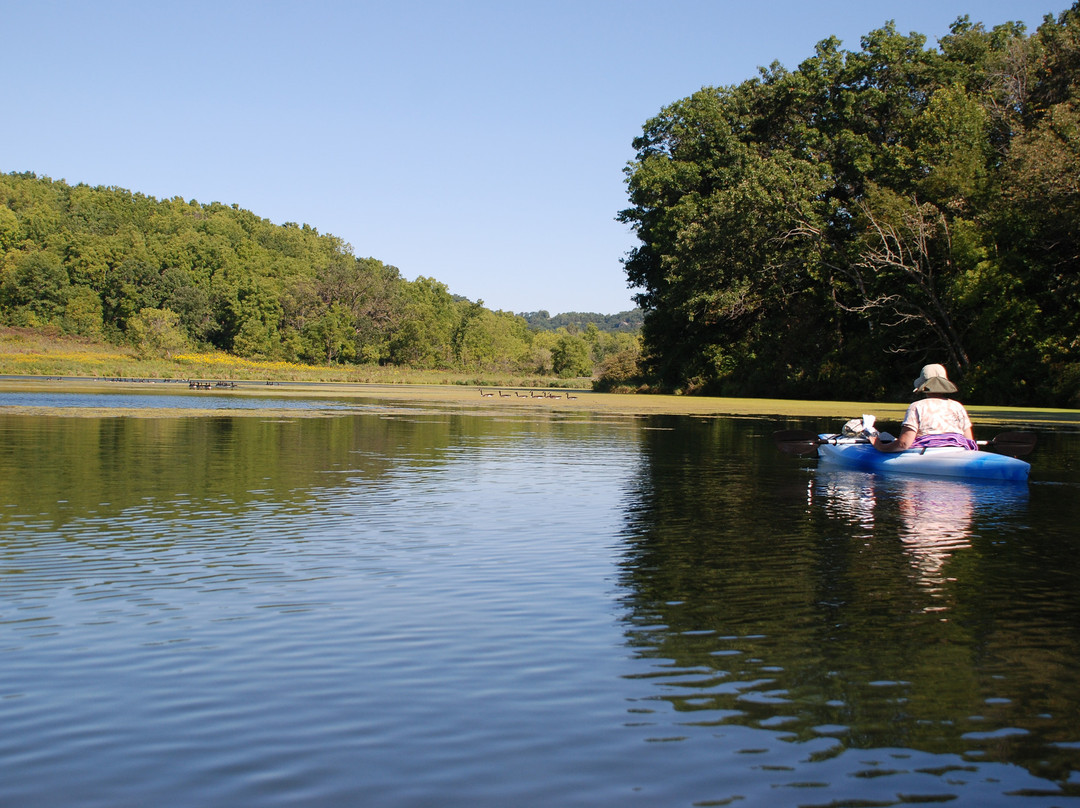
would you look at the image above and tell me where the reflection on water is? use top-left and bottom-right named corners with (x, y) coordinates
top-left (898, 477), bottom-right (976, 586)
top-left (812, 471), bottom-right (1028, 595)
top-left (618, 420), bottom-right (1080, 804)
top-left (1, 402), bottom-right (1079, 806)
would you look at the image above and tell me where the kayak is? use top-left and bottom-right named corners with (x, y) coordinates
top-left (816, 437), bottom-right (1030, 482)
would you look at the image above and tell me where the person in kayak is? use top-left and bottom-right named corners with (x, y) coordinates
top-left (870, 364), bottom-right (977, 453)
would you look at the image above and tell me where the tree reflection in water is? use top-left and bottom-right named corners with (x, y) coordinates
top-left (615, 420), bottom-right (1078, 798)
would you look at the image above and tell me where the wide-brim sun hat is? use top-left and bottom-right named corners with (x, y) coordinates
top-left (913, 363), bottom-right (959, 394)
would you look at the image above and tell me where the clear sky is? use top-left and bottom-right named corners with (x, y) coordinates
top-left (1, 0), bottom-right (1062, 315)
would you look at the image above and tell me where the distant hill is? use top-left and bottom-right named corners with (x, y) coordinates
top-left (519, 310), bottom-right (642, 333)
top-left (0, 171), bottom-right (641, 379)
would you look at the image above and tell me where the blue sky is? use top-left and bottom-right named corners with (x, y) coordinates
top-left (2, 1), bottom-right (1061, 315)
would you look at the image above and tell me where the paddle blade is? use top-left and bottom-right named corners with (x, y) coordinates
top-left (984, 431), bottom-right (1037, 457)
top-left (773, 430), bottom-right (822, 456)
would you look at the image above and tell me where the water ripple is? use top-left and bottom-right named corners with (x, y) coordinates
top-left (1, 409), bottom-right (1079, 806)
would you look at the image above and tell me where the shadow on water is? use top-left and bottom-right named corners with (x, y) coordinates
top-left (615, 415), bottom-right (1080, 801)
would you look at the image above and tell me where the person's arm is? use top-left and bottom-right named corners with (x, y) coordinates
top-left (871, 426), bottom-right (915, 452)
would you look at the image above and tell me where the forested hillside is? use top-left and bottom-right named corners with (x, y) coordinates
top-left (521, 310), bottom-right (643, 332)
top-left (621, 6), bottom-right (1080, 406)
top-left (0, 173), bottom-right (639, 380)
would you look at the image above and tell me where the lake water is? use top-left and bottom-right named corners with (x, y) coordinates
top-left (2, 390), bottom-right (1080, 806)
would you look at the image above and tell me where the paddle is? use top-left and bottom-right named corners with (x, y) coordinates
top-left (978, 431), bottom-right (1037, 457)
top-left (772, 430), bottom-right (838, 456)
top-left (772, 429), bottom-right (1037, 457)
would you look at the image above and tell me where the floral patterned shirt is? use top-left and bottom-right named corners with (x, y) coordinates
top-left (901, 397), bottom-right (972, 438)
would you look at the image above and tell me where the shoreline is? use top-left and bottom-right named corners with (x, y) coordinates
top-left (2, 375), bottom-right (1078, 426)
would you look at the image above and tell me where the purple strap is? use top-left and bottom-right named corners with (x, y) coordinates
top-left (911, 433), bottom-right (978, 451)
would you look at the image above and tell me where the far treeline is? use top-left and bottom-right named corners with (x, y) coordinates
top-left (0, 172), bottom-right (640, 382)
top-left (621, 5), bottom-right (1080, 407)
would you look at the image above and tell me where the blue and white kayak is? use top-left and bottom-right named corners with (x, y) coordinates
top-left (816, 437), bottom-right (1030, 482)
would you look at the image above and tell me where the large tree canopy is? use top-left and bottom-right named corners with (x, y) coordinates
top-left (621, 6), bottom-right (1080, 406)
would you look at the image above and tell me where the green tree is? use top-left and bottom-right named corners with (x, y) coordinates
top-left (223, 279), bottom-right (283, 358)
top-left (453, 305), bottom-right (531, 371)
top-left (389, 276), bottom-right (458, 367)
top-left (0, 205), bottom-right (19, 252)
top-left (620, 8), bottom-right (1080, 404)
top-left (839, 189), bottom-right (972, 372)
top-left (913, 84), bottom-right (991, 205)
top-left (620, 81), bottom-right (835, 393)
top-left (552, 333), bottom-right (592, 378)
top-left (304, 303), bottom-right (356, 364)
top-left (2, 251), bottom-right (69, 324)
top-left (62, 286), bottom-right (104, 337)
top-left (995, 96), bottom-right (1080, 404)
top-left (128, 307), bottom-right (189, 358)
top-left (593, 338), bottom-right (643, 392)
top-left (161, 267), bottom-right (216, 344)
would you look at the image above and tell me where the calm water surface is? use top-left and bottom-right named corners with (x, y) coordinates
top-left (2, 392), bottom-right (1079, 806)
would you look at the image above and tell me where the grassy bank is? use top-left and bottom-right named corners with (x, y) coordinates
top-left (3, 328), bottom-right (1078, 425)
top-left (0, 327), bottom-right (588, 389)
